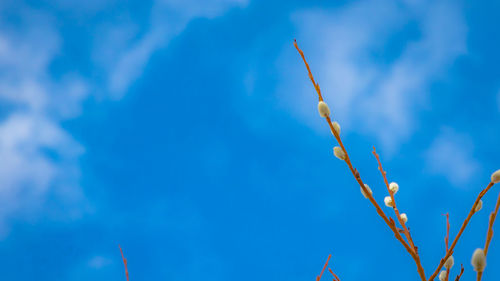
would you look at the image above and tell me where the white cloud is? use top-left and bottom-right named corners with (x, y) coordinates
top-left (284, 0), bottom-right (466, 154)
top-left (96, 0), bottom-right (249, 98)
top-left (0, 7), bottom-right (89, 235)
top-left (0, 0), bottom-right (250, 236)
top-left (424, 128), bottom-right (480, 187)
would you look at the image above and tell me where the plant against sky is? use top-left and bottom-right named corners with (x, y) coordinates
top-left (294, 40), bottom-right (500, 281)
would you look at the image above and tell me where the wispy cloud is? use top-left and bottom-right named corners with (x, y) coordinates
top-left (95, 0), bottom-right (249, 98)
top-left (284, 0), bottom-right (466, 154)
top-left (0, 7), bottom-right (88, 235)
top-left (424, 128), bottom-right (480, 187)
top-left (0, 0), bottom-right (248, 235)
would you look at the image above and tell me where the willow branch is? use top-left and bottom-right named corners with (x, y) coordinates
top-left (372, 148), bottom-right (417, 250)
top-left (454, 265), bottom-right (464, 281)
top-left (294, 39), bottom-right (425, 281)
top-left (328, 268), bottom-right (341, 281)
top-left (476, 191), bottom-right (500, 281)
top-left (316, 255), bottom-right (331, 281)
top-left (372, 147), bottom-right (426, 279)
top-left (119, 245), bottom-right (130, 281)
top-left (428, 182), bottom-right (496, 281)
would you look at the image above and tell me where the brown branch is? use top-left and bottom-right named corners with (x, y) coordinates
top-left (454, 265), bottom-right (464, 281)
top-left (444, 213), bottom-right (450, 281)
top-left (328, 268), bottom-right (341, 281)
top-left (444, 213), bottom-right (450, 253)
top-left (293, 39), bottom-right (324, 102)
top-left (316, 254), bottom-right (331, 281)
top-left (372, 148), bottom-right (417, 250)
top-left (294, 39), bottom-right (426, 281)
top-left (484, 191), bottom-right (500, 255)
top-left (428, 182), bottom-right (496, 281)
top-left (372, 147), bottom-right (426, 280)
top-left (119, 245), bottom-right (130, 281)
top-left (476, 191), bottom-right (500, 281)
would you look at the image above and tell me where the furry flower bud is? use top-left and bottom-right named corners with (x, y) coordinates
top-left (333, 146), bottom-right (346, 161)
top-left (400, 213), bottom-right (408, 223)
top-left (318, 101), bottom-right (330, 117)
top-left (444, 255), bottom-right (454, 269)
top-left (471, 248), bottom-right (486, 272)
top-left (492, 169), bottom-right (500, 184)
top-left (475, 200), bottom-right (483, 212)
top-left (438, 270), bottom-right (447, 281)
top-left (384, 196), bottom-right (394, 207)
top-left (389, 182), bottom-right (399, 194)
top-left (361, 184), bottom-right (372, 198)
top-left (331, 121), bottom-right (341, 135)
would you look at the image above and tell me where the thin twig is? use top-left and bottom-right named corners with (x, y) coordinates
top-left (316, 255), bottom-right (332, 281)
top-left (444, 213), bottom-right (450, 281)
top-left (444, 213), bottom-right (450, 253)
top-left (476, 191), bottom-right (500, 281)
top-left (454, 265), bottom-right (464, 281)
top-left (372, 148), bottom-right (418, 250)
top-left (294, 39), bottom-right (426, 281)
top-left (428, 182), bottom-right (496, 281)
top-left (484, 191), bottom-right (500, 255)
top-left (372, 147), bottom-right (426, 279)
top-left (293, 39), bottom-right (324, 102)
top-left (328, 267), bottom-right (341, 281)
top-left (119, 245), bottom-right (130, 281)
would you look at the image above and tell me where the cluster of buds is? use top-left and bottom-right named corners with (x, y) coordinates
top-left (318, 100), bottom-right (346, 162)
top-left (438, 256), bottom-right (454, 281)
top-left (384, 182), bottom-right (399, 207)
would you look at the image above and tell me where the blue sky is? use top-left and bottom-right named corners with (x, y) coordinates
top-left (0, 0), bottom-right (500, 280)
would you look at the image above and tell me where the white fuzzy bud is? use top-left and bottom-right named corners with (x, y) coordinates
top-left (491, 169), bottom-right (500, 184)
top-left (475, 200), bottom-right (483, 212)
top-left (389, 182), bottom-right (399, 194)
top-left (384, 196), bottom-right (394, 207)
top-left (318, 101), bottom-right (330, 117)
top-left (400, 213), bottom-right (408, 223)
top-left (438, 270), bottom-right (447, 281)
top-left (444, 255), bottom-right (454, 269)
top-left (331, 121), bottom-right (341, 135)
top-left (361, 184), bottom-right (372, 198)
top-left (471, 248), bottom-right (486, 272)
top-left (333, 146), bottom-right (346, 161)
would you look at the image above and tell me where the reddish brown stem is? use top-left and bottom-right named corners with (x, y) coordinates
top-left (316, 255), bottom-right (331, 281)
top-left (328, 268), bottom-right (341, 281)
top-left (119, 245), bottom-right (130, 281)
top-left (372, 148), bottom-right (417, 251)
top-left (476, 191), bottom-right (500, 281)
top-left (484, 191), bottom-right (500, 255)
top-left (293, 39), bottom-right (324, 102)
top-left (454, 265), bottom-right (464, 281)
top-left (428, 182), bottom-right (496, 281)
top-left (445, 213), bottom-right (450, 252)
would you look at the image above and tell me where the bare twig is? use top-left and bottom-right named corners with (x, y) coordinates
top-left (119, 245), bottom-right (130, 281)
top-left (316, 255), bottom-right (332, 281)
top-left (328, 267), bottom-right (341, 281)
top-left (428, 182), bottom-right (496, 281)
top-left (444, 213), bottom-right (450, 253)
top-left (454, 265), bottom-right (464, 281)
